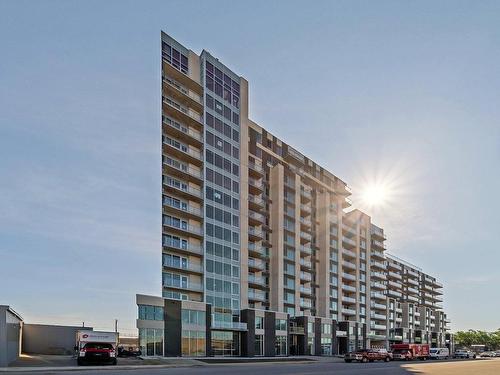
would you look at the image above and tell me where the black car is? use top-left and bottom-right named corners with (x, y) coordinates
top-left (77, 342), bottom-right (117, 365)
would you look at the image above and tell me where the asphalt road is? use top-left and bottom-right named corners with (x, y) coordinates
top-left (5, 358), bottom-right (500, 375)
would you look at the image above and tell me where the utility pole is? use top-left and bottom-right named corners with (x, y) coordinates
top-left (115, 319), bottom-right (118, 333)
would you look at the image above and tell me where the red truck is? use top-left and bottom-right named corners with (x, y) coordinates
top-left (391, 344), bottom-right (430, 361)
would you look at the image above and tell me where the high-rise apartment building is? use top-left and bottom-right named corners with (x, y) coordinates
top-left (136, 32), bottom-right (452, 357)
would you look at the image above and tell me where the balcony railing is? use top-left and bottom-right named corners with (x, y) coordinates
top-left (163, 177), bottom-right (202, 198)
top-left (162, 96), bottom-right (203, 123)
top-left (342, 237), bottom-right (356, 247)
top-left (163, 262), bottom-right (203, 273)
top-left (342, 308), bottom-right (356, 316)
top-left (163, 75), bottom-right (202, 105)
top-left (163, 157), bottom-right (203, 179)
top-left (342, 284), bottom-right (356, 292)
top-left (248, 274), bottom-right (266, 286)
top-left (300, 272), bottom-right (312, 281)
top-left (163, 221), bottom-right (203, 236)
top-left (248, 289), bottom-right (266, 301)
top-left (342, 272), bottom-right (356, 281)
top-left (162, 239), bottom-right (203, 255)
top-left (300, 245), bottom-right (312, 255)
top-left (163, 116), bottom-right (203, 142)
top-left (163, 199), bottom-right (202, 217)
top-left (211, 321), bottom-right (248, 331)
top-left (163, 137), bottom-right (202, 160)
top-left (248, 257), bottom-right (265, 271)
top-left (342, 248), bottom-right (356, 258)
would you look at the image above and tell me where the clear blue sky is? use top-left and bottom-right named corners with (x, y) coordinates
top-left (1, 0), bottom-right (499, 333)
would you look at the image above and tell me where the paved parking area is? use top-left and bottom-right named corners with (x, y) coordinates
top-left (2, 357), bottom-right (499, 374)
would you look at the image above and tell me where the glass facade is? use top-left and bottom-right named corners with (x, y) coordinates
top-left (203, 53), bottom-right (242, 332)
top-left (138, 305), bottom-right (164, 321)
top-left (139, 328), bottom-right (164, 356)
top-left (211, 331), bottom-right (240, 356)
top-left (182, 330), bottom-right (206, 356)
top-left (275, 335), bottom-right (287, 356)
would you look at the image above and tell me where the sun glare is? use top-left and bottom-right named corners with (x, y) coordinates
top-left (361, 184), bottom-right (389, 207)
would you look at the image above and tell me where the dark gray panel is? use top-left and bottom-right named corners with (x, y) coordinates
top-left (164, 300), bottom-right (182, 357)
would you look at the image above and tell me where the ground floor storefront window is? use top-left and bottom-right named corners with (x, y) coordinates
top-left (254, 334), bottom-right (264, 356)
top-left (321, 338), bottom-right (332, 355)
top-left (212, 331), bottom-right (240, 356)
top-left (181, 330), bottom-right (206, 356)
top-left (275, 335), bottom-right (287, 356)
top-left (139, 328), bottom-right (164, 356)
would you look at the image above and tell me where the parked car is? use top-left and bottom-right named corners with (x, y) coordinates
top-left (453, 350), bottom-right (476, 359)
top-left (117, 347), bottom-right (142, 358)
top-left (429, 348), bottom-right (450, 359)
top-left (494, 352), bottom-right (500, 357)
top-left (344, 348), bottom-right (392, 363)
top-left (479, 351), bottom-right (496, 358)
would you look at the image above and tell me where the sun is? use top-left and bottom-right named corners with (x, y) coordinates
top-left (361, 184), bottom-right (389, 207)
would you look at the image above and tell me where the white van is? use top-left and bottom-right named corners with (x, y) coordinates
top-left (429, 347), bottom-right (450, 359)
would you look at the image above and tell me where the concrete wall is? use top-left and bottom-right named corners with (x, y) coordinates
top-left (22, 324), bottom-right (93, 355)
top-left (0, 306), bottom-right (23, 367)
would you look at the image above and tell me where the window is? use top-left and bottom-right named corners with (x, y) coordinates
top-left (254, 335), bottom-right (264, 356)
top-left (181, 309), bottom-right (206, 326)
top-left (182, 330), bottom-right (206, 356)
top-left (139, 328), bottom-right (164, 356)
top-left (138, 305), bottom-right (164, 321)
top-left (276, 319), bottom-right (287, 331)
top-left (275, 336), bottom-right (287, 356)
top-left (255, 316), bottom-right (264, 329)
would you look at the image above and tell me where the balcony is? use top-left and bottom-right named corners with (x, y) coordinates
top-left (248, 274), bottom-right (267, 287)
top-left (387, 289), bottom-right (402, 298)
top-left (300, 299), bottom-right (312, 309)
top-left (163, 116), bottom-right (203, 147)
top-left (371, 302), bottom-right (387, 310)
top-left (163, 176), bottom-right (202, 201)
top-left (289, 326), bottom-right (305, 335)
top-left (211, 321), bottom-right (248, 331)
top-left (248, 257), bottom-right (266, 271)
top-left (162, 59), bottom-right (202, 96)
top-left (406, 269), bottom-right (420, 278)
top-left (388, 271), bottom-right (402, 280)
top-left (162, 137), bottom-right (203, 166)
top-left (248, 243), bottom-right (268, 258)
top-left (300, 204), bottom-right (311, 215)
top-left (406, 277), bottom-right (419, 287)
top-left (407, 286), bottom-right (419, 295)
top-left (163, 261), bottom-right (203, 275)
top-left (163, 220), bottom-right (203, 239)
top-left (248, 211), bottom-right (265, 226)
top-left (163, 240), bottom-right (203, 257)
top-left (371, 312), bottom-right (387, 320)
top-left (388, 280), bottom-right (402, 289)
top-left (371, 292), bottom-right (387, 301)
top-left (300, 188), bottom-right (312, 201)
top-left (248, 289), bottom-right (266, 302)
top-left (300, 272), bottom-right (312, 282)
top-left (162, 96), bottom-right (203, 128)
top-left (342, 308), bottom-right (356, 316)
top-left (163, 156), bottom-right (203, 183)
top-left (342, 224), bottom-right (357, 237)
top-left (300, 217), bottom-right (312, 228)
top-left (284, 179), bottom-right (295, 190)
top-left (372, 272), bottom-right (387, 281)
top-left (300, 231), bottom-right (312, 243)
top-left (372, 240), bottom-right (386, 250)
top-left (371, 250), bottom-right (385, 260)
top-left (342, 296), bottom-right (356, 304)
top-left (300, 286), bottom-right (312, 295)
top-left (248, 161), bottom-right (264, 176)
top-left (387, 262), bottom-right (402, 271)
top-left (342, 272), bottom-right (356, 281)
top-left (406, 295), bottom-right (419, 303)
top-left (300, 258), bottom-right (312, 269)
top-left (248, 195), bottom-right (265, 210)
top-left (299, 245), bottom-right (313, 255)
top-left (342, 248), bottom-right (356, 259)
top-left (162, 75), bottom-right (203, 112)
top-left (371, 261), bottom-right (386, 270)
top-left (248, 227), bottom-right (264, 241)
top-left (342, 260), bottom-right (356, 270)
top-left (163, 281), bottom-right (203, 293)
top-left (342, 284), bottom-right (357, 293)
top-left (342, 237), bottom-right (356, 248)
top-left (248, 177), bottom-right (264, 194)
top-left (370, 226), bottom-right (387, 240)
top-left (371, 282), bottom-right (386, 290)
top-left (371, 324), bottom-right (387, 331)
top-left (163, 200), bottom-right (202, 220)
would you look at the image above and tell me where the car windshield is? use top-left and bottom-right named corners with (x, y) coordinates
top-left (84, 342), bottom-right (113, 350)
